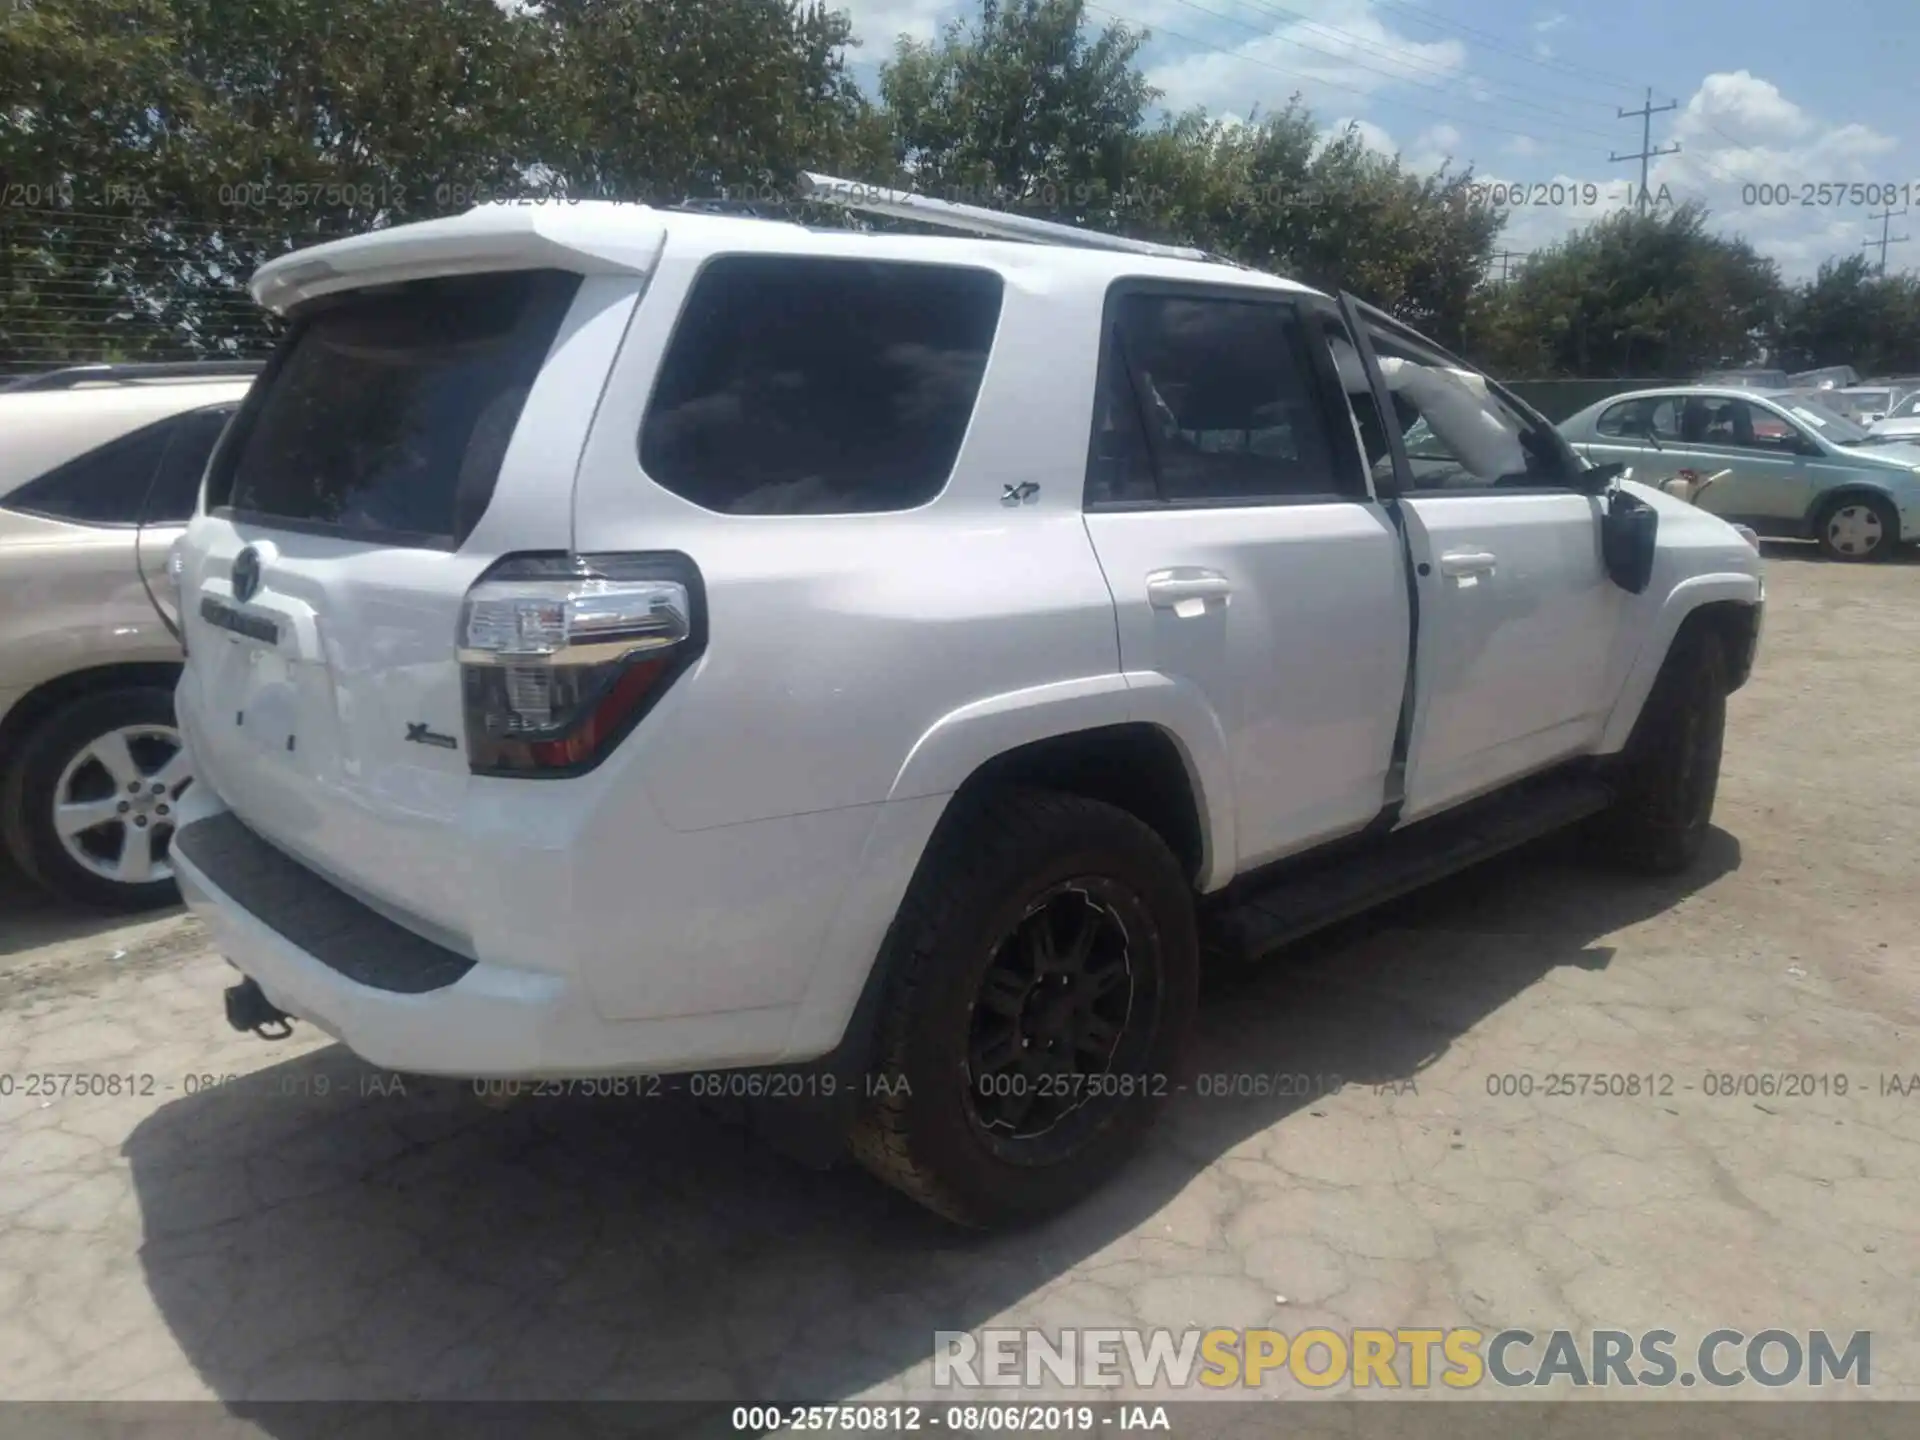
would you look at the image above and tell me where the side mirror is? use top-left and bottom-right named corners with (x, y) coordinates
top-left (1601, 487), bottom-right (1659, 594)
top-left (1578, 460), bottom-right (1629, 496)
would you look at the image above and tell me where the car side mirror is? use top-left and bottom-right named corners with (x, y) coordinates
top-left (1601, 486), bottom-right (1658, 594)
top-left (1578, 460), bottom-right (1629, 496)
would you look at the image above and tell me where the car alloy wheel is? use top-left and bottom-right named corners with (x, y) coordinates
top-left (1824, 503), bottom-right (1884, 558)
top-left (52, 723), bottom-right (192, 887)
top-left (964, 880), bottom-right (1140, 1143)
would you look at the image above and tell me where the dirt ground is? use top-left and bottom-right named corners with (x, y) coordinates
top-left (1, 542), bottom-right (1916, 1418)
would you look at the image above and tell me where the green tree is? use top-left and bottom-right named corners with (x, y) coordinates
top-left (530, 0), bottom-right (882, 204)
top-left (1468, 204), bottom-right (1784, 378)
top-left (876, 0), bottom-right (1157, 223)
top-left (1, 0), bottom-right (553, 363)
top-left (1776, 254), bottom-right (1920, 376)
top-left (1108, 107), bottom-right (1501, 349)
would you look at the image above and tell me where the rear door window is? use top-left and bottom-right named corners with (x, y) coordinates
top-left (1, 409), bottom-right (227, 525)
top-left (1087, 291), bottom-right (1359, 507)
top-left (1596, 396), bottom-right (1681, 442)
top-left (639, 256), bottom-right (1005, 515)
top-left (208, 269), bottom-right (582, 546)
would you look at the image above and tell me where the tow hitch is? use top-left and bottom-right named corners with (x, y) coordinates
top-left (224, 977), bottom-right (294, 1040)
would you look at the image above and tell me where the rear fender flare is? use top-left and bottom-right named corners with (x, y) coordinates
top-left (777, 672), bottom-right (1236, 1067)
top-left (886, 671), bottom-right (1238, 891)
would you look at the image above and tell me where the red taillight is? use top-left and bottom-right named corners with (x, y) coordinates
top-left (525, 656), bottom-right (670, 769)
top-left (458, 553), bottom-right (704, 777)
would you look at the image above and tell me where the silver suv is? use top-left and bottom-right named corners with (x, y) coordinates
top-left (0, 362), bottom-right (257, 909)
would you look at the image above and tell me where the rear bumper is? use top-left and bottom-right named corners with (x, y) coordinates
top-left (171, 791), bottom-right (800, 1078)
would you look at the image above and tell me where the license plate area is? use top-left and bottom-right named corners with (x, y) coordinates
top-left (200, 595), bottom-right (282, 646)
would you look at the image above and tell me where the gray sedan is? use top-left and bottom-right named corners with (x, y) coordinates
top-left (1560, 386), bottom-right (1920, 561)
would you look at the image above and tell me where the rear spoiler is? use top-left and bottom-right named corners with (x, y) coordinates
top-left (249, 203), bottom-right (671, 315)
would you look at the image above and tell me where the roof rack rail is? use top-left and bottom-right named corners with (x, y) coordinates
top-left (798, 172), bottom-right (1218, 264)
top-left (0, 359), bottom-right (265, 393)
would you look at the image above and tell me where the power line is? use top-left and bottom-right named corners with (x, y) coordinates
top-left (1490, 248), bottom-right (1528, 282)
top-left (1610, 87), bottom-right (1680, 211)
top-left (1144, 0), bottom-right (1619, 145)
top-left (1211, 0), bottom-right (1637, 133)
top-left (1092, 2), bottom-right (1625, 151)
top-left (1863, 206), bottom-right (1909, 277)
top-left (1370, 0), bottom-right (1645, 96)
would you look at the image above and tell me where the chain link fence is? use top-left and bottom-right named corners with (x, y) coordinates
top-left (0, 201), bottom-right (423, 380)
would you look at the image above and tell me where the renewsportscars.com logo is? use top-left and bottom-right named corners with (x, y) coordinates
top-left (933, 1327), bottom-right (1871, 1391)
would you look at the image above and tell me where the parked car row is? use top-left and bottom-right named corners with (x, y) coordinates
top-left (0, 361), bottom-right (258, 910)
top-left (1693, 366), bottom-right (1920, 428)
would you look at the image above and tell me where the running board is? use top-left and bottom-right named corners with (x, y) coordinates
top-left (1205, 770), bottom-right (1615, 963)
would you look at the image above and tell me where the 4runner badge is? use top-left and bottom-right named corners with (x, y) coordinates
top-left (404, 723), bottom-right (459, 750)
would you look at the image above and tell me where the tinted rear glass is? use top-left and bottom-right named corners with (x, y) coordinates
top-left (210, 269), bottom-right (581, 545)
top-left (149, 405), bottom-right (237, 520)
top-left (4, 416), bottom-right (176, 525)
top-left (639, 256), bottom-right (1004, 515)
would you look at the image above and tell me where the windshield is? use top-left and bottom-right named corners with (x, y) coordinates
top-left (1766, 393), bottom-right (1871, 442)
top-left (1889, 393), bottom-right (1920, 420)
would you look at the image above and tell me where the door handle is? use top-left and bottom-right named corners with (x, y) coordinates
top-left (1438, 550), bottom-right (1497, 578)
top-left (1146, 569), bottom-right (1232, 609)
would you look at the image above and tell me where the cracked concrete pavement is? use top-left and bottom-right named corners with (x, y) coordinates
top-left (0, 546), bottom-right (1915, 1409)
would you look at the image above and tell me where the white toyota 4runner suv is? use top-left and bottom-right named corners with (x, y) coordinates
top-left (169, 190), bottom-right (1763, 1227)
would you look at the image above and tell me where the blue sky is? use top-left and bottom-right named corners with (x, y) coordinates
top-left (834, 0), bottom-right (1919, 279)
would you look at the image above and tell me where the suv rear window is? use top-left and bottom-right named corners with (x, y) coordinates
top-left (639, 255), bottom-right (1005, 515)
top-left (208, 269), bottom-right (582, 546)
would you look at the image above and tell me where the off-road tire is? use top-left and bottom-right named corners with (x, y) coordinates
top-left (1589, 623), bottom-right (1727, 875)
top-left (2, 687), bottom-right (186, 912)
top-left (1814, 492), bottom-right (1898, 562)
top-left (849, 787), bottom-right (1198, 1228)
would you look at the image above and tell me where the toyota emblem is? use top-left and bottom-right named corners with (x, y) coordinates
top-left (231, 546), bottom-right (262, 604)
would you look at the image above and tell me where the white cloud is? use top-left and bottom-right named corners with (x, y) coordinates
top-left (836, 0), bottom-right (957, 47)
top-left (1529, 10), bottom-right (1566, 59)
top-left (1680, 70), bottom-right (1815, 144)
top-left (1462, 74), bottom-right (1904, 280)
top-left (1319, 117), bottom-right (1398, 159)
top-left (1404, 124), bottom-right (1460, 173)
top-left (1649, 71), bottom-right (1900, 275)
top-left (1145, 2), bottom-right (1466, 118)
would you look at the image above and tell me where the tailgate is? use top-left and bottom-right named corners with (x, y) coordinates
top-left (177, 257), bottom-right (645, 942)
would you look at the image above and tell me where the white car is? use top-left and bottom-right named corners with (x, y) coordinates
top-left (1867, 389), bottom-right (1920, 444)
top-left (1834, 385), bottom-right (1903, 425)
top-left (168, 190), bottom-right (1763, 1227)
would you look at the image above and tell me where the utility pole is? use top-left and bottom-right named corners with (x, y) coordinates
top-left (1610, 87), bottom-right (1680, 211)
top-left (1490, 249), bottom-right (1528, 283)
top-left (1863, 206), bottom-right (1909, 277)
